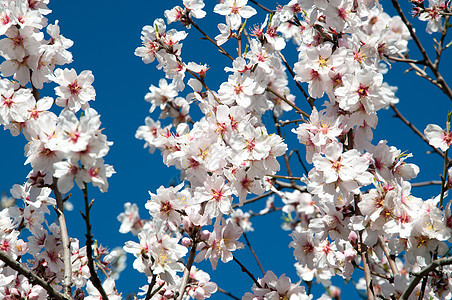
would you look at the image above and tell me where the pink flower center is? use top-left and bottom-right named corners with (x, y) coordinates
top-left (68, 80), bottom-right (82, 96)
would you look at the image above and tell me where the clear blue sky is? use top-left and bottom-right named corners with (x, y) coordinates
top-left (0, 0), bottom-right (451, 299)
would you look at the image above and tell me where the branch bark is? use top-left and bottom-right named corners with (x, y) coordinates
top-left (0, 251), bottom-right (69, 300)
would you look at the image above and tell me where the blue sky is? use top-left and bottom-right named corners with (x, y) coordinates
top-left (0, 0), bottom-right (451, 299)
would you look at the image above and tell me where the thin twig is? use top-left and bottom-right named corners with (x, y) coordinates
top-left (52, 178), bottom-right (72, 298)
top-left (390, 104), bottom-right (447, 160)
top-left (267, 174), bottom-right (302, 180)
top-left (278, 51), bottom-right (315, 108)
top-left (273, 113), bottom-right (294, 184)
top-left (189, 19), bottom-right (234, 61)
top-left (0, 251), bottom-right (69, 300)
top-left (266, 86), bottom-right (310, 118)
top-left (144, 271), bottom-right (158, 300)
top-left (218, 287), bottom-right (241, 300)
top-left (243, 232), bottom-right (265, 276)
top-left (234, 191), bottom-right (275, 209)
top-left (378, 236), bottom-right (399, 277)
top-left (438, 148), bottom-right (449, 209)
top-left (233, 256), bottom-right (262, 288)
top-left (293, 149), bottom-right (309, 175)
top-left (391, 0), bottom-right (452, 101)
top-left (411, 180), bottom-right (442, 187)
top-left (359, 231), bottom-right (375, 300)
top-left (248, 0), bottom-right (274, 14)
top-left (82, 187), bottom-right (109, 300)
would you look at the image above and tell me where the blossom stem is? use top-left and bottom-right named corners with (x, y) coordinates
top-left (82, 186), bottom-right (109, 300)
top-left (52, 178), bottom-right (72, 298)
top-left (232, 256), bottom-right (262, 288)
top-left (438, 148), bottom-right (449, 209)
top-left (0, 251), bottom-right (69, 300)
top-left (243, 232), bottom-right (265, 275)
top-left (177, 232), bottom-right (199, 300)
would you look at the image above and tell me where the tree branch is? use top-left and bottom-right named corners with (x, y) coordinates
top-left (52, 178), bottom-right (72, 298)
top-left (401, 256), bottom-right (452, 300)
top-left (0, 251), bottom-right (69, 300)
top-left (82, 187), bottom-right (109, 300)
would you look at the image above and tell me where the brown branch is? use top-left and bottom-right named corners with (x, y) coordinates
top-left (390, 104), bottom-right (447, 160)
top-left (248, 0), bottom-right (274, 14)
top-left (0, 251), bottom-right (69, 300)
top-left (384, 55), bottom-right (425, 65)
top-left (391, 0), bottom-right (452, 101)
top-left (378, 236), bottom-right (399, 277)
top-left (359, 230), bottom-right (375, 300)
top-left (401, 256), bottom-right (452, 300)
top-left (177, 232), bottom-right (199, 300)
top-left (411, 180), bottom-right (442, 187)
top-left (82, 187), bottom-right (109, 300)
top-left (233, 191), bottom-right (275, 209)
top-left (52, 178), bottom-right (72, 298)
top-left (278, 51), bottom-right (315, 109)
top-left (267, 174), bottom-right (302, 180)
top-left (266, 86), bottom-right (310, 118)
top-left (233, 256), bottom-right (262, 288)
top-left (243, 232), bottom-right (265, 276)
top-left (218, 287), bottom-right (241, 300)
top-left (189, 19), bottom-right (235, 61)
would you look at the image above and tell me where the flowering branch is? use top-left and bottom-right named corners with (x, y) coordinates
top-left (52, 178), bottom-right (72, 298)
top-left (177, 232), bottom-right (199, 300)
top-left (248, 0), bottom-right (274, 14)
top-left (401, 256), bottom-right (452, 300)
top-left (391, 0), bottom-right (452, 101)
top-left (0, 251), bottom-right (69, 300)
top-left (82, 187), bottom-right (109, 300)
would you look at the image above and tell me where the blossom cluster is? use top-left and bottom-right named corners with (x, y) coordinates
top-left (0, 0), bottom-right (117, 299)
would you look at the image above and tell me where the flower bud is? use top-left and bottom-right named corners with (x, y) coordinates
top-left (348, 231), bottom-right (358, 246)
top-left (200, 230), bottom-right (210, 241)
top-left (182, 237), bottom-right (192, 247)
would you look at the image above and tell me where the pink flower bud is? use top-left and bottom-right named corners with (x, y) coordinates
top-left (164, 290), bottom-right (174, 298)
top-left (182, 237), bottom-right (192, 247)
top-left (348, 231), bottom-right (358, 246)
top-left (200, 230), bottom-right (210, 241)
top-left (344, 248), bottom-right (356, 262)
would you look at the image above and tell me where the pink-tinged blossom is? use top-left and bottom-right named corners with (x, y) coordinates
top-left (85, 278), bottom-right (121, 300)
top-left (195, 218), bottom-right (244, 270)
top-left (0, 80), bottom-right (34, 125)
top-left (145, 183), bottom-right (186, 229)
top-left (117, 202), bottom-right (144, 235)
top-left (213, 0), bottom-right (257, 31)
top-left (243, 271), bottom-right (310, 300)
top-left (424, 123), bottom-right (452, 152)
top-left (51, 68), bottom-right (96, 112)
